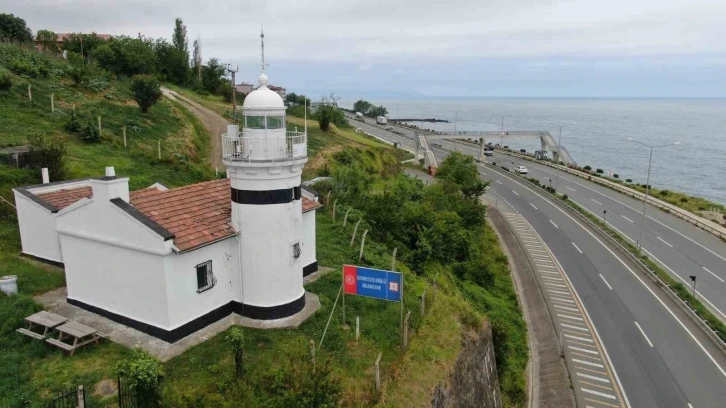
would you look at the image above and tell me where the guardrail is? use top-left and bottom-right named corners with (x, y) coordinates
top-left (496, 149), bottom-right (726, 241)
top-left (485, 162), bottom-right (726, 355)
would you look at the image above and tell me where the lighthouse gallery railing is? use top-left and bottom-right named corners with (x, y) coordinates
top-left (222, 131), bottom-right (307, 162)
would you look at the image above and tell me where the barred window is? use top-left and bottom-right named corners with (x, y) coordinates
top-left (196, 261), bottom-right (216, 293)
top-left (292, 242), bottom-right (301, 259)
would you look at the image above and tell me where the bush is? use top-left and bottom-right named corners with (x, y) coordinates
top-left (660, 190), bottom-right (670, 196)
top-left (584, 165), bottom-right (592, 170)
top-left (27, 132), bottom-right (67, 180)
top-left (680, 197), bottom-right (689, 203)
top-left (117, 350), bottom-right (165, 407)
top-left (501, 166), bottom-right (509, 172)
top-left (0, 70), bottom-right (11, 91)
top-left (626, 179), bottom-right (632, 183)
top-left (562, 194), bottom-right (568, 200)
top-left (698, 206), bottom-right (706, 211)
top-left (64, 114), bottom-right (82, 133)
top-left (130, 74), bottom-right (162, 113)
top-left (596, 168), bottom-right (603, 174)
top-left (7, 58), bottom-right (40, 78)
top-left (260, 352), bottom-right (341, 408)
top-left (79, 119), bottom-right (100, 143)
top-left (613, 174), bottom-right (619, 178)
top-left (225, 327), bottom-right (245, 378)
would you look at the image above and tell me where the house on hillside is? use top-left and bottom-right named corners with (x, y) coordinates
top-left (13, 58), bottom-right (321, 343)
top-left (34, 33), bottom-right (113, 52)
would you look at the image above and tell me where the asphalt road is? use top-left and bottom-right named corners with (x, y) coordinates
top-left (352, 115), bottom-right (726, 407)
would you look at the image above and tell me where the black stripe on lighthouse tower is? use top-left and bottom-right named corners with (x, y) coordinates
top-left (230, 185), bottom-right (303, 205)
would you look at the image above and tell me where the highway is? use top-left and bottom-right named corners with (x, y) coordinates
top-left (350, 114), bottom-right (726, 407)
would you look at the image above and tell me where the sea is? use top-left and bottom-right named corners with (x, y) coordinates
top-left (344, 98), bottom-right (726, 206)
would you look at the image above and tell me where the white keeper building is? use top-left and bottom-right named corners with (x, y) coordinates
top-left (13, 69), bottom-right (321, 343)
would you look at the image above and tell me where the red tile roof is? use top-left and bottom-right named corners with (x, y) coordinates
top-left (129, 179), bottom-right (235, 251)
top-left (30, 178), bottom-right (321, 251)
top-left (36, 186), bottom-right (92, 210)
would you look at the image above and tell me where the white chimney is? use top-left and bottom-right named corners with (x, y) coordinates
top-left (91, 167), bottom-right (129, 203)
top-left (41, 168), bottom-right (49, 184)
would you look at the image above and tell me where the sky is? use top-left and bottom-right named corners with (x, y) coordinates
top-left (4, 0), bottom-right (726, 99)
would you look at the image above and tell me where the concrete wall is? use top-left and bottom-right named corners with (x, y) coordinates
top-left (13, 192), bottom-right (62, 262)
top-left (165, 237), bottom-right (239, 329)
top-left (431, 322), bottom-right (503, 408)
top-left (301, 210), bottom-right (317, 268)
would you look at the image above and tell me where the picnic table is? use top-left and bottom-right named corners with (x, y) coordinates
top-left (16, 311), bottom-right (68, 340)
top-left (46, 320), bottom-right (102, 355)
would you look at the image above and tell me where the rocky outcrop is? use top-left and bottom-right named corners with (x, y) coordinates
top-left (431, 322), bottom-right (503, 408)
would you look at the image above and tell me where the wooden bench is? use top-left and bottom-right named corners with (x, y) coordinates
top-left (46, 320), bottom-right (102, 355)
top-left (17, 311), bottom-right (68, 340)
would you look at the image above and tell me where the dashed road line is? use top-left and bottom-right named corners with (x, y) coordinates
top-left (550, 220), bottom-right (559, 228)
top-left (574, 358), bottom-right (603, 367)
top-left (599, 274), bottom-right (613, 290)
top-left (578, 372), bottom-right (610, 383)
top-left (512, 190), bottom-right (519, 196)
top-left (634, 321), bottom-right (654, 347)
top-left (703, 266), bottom-right (725, 283)
top-left (657, 236), bottom-right (674, 248)
top-left (572, 242), bottom-right (583, 253)
top-left (566, 186), bottom-right (576, 192)
top-left (530, 203), bottom-right (538, 209)
top-left (582, 388), bottom-right (617, 400)
top-left (591, 198), bottom-right (602, 205)
top-left (621, 215), bottom-right (634, 223)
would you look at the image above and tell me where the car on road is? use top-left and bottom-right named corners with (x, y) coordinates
top-left (514, 165), bottom-right (528, 174)
top-left (484, 150), bottom-right (494, 156)
top-left (432, 143), bottom-right (442, 148)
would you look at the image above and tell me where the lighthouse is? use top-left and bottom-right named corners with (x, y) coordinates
top-left (222, 32), bottom-right (308, 319)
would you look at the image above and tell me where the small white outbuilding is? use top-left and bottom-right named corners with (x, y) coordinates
top-left (13, 67), bottom-right (322, 342)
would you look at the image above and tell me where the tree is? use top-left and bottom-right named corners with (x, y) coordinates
top-left (172, 18), bottom-right (188, 56)
top-left (92, 36), bottom-right (156, 77)
top-left (225, 327), bottom-right (245, 378)
top-left (286, 92), bottom-right (298, 104)
top-left (62, 33), bottom-right (107, 61)
top-left (169, 18), bottom-right (190, 84)
top-left (27, 133), bottom-right (67, 181)
top-left (436, 152), bottom-right (487, 199)
top-left (191, 39), bottom-right (201, 81)
top-left (368, 105), bottom-right (388, 118)
top-left (130, 75), bottom-right (162, 113)
top-left (153, 39), bottom-right (188, 85)
top-left (35, 30), bottom-right (58, 52)
top-left (353, 99), bottom-right (373, 115)
top-left (117, 350), bottom-right (164, 408)
top-left (0, 14), bottom-right (33, 43)
top-left (201, 58), bottom-right (226, 94)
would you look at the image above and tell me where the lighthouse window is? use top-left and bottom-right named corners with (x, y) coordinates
top-left (246, 115), bottom-right (265, 129)
top-left (292, 242), bottom-right (301, 259)
top-left (196, 261), bottom-right (216, 293)
top-left (267, 116), bottom-right (285, 129)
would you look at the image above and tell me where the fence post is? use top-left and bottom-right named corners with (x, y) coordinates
top-left (309, 339), bottom-right (316, 373)
top-left (343, 208), bottom-right (351, 227)
top-left (97, 116), bottom-right (102, 135)
top-left (391, 247), bottom-right (398, 271)
top-left (77, 385), bottom-right (85, 408)
top-left (374, 352), bottom-right (382, 391)
top-left (326, 191), bottom-right (331, 206)
top-left (123, 125), bottom-right (127, 147)
top-left (350, 219), bottom-right (361, 247)
top-left (421, 288), bottom-right (427, 316)
top-left (50, 93), bottom-right (54, 112)
top-left (403, 311), bottom-right (412, 348)
top-left (27, 84), bottom-right (32, 102)
top-left (356, 316), bottom-right (360, 343)
top-left (158, 140), bottom-right (161, 160)
top-left (333, 199), bottom-right (338, 221)
top-left (358, 229), bottom-right (368, 261)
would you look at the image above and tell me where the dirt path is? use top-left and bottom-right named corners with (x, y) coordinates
top-left (161, 87), bottom-right (228, 171)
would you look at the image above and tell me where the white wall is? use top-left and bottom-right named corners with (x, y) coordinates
top-left (61, 233), bottom-right (171, 329)
top-left (236, 200), bottom-right (304, 307)
top-left (13, 192), bottom-right (62, 263)
top-left (301, 210), bottom-right (317, 269)
top-left (165, 237), bottom-right (239, 329)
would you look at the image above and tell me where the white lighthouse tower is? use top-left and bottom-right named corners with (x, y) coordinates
top-left (222, 31), bottom-right (308, 319)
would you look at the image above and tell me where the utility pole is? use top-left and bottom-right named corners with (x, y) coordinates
top-left (226, 64), bottom-right (239, 124)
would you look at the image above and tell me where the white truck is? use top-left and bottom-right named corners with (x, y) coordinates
top-left (376, 116), bottom-right (388, 125)
top-left (355, 112), bottom-right (365, 121)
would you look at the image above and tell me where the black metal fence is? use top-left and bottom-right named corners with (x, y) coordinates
top-left (118, 377), bottom-right (138, 408)
top-left (51, 387), bottom-right (85, 408)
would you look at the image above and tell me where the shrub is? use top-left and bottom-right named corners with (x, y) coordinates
top-left (27, 132), bottom-right (67, 180)
top-left (561, 194), bottom-right (568, 200)
top-left (613, 174), bottom-right (619, 178)
top-left (64, 114), bottom-right (82, 133)
top-left (117, 350), bottom-right (165, 407)
top-left (79, 119), bottom-right (100, 143)
top-left (680, 197), bottom-right (689, 203)
top-left (225, 327), bottom-right (245, 378)
top-left (501, 166), bottom-right (509, 172)
top-left (7, 58), bottom-right (40, 78)
top-left (698, 206), bottom-right (706, 211)
top-left (660, 190), bottom-right (670, 196)
top-left (626, 179), bottom-right (632, 183)
top-left (584, 165), bottom-right (592, 170)
top-left (596, 168), bottom-right (604, 174)
top-left (260, 351), bottom-right (341, 408)
top-left (0, 70), bottom-right (11, 91)
top-left (130, 74), bottom-right (162, 113)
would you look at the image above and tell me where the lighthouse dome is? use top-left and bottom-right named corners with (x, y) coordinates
top-left (243, 73), bottom-right (284, 110)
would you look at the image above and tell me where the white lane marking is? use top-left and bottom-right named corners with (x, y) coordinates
top-left (572, 242), bottom-right (583, 253)
top-left (591, 198), bottom-right (603, 205)
top-left (549, 289), bottom-right (573, 296)
top-left (567, 186), bottom-right (576, 192)
top-left (582, 388), bottom-right (617, 400)
top-left (546, 283), bottom-right (568, 289)
top-left (480, 171), bottom-right (487, 176)
top-left (498, 167), bottom-right (726, 381)
top-left (688, 403), bottom-right (694, 408)
top-left (550, 220), bottom-right (559, 228)
top-left (555, 304), bottom-right (581, 312)
top-left (512, 190), bottom-right (519, 196)
top-left (551, 297), bottom-right (576, 304)
top-left (577, 372), bottom-right (611, 383)
top-left (703, 266), bottom-right (725, 283)
top-left (634, 321), bottom-right (654, 347)
top-left (565, 334), bottom-right (593, 343)
top-left (563, 323), bottom-right (589, 332)
top-left (559, 313), bottom-right (584, 321)
top-left (599, 274), bottom-right (613, 290)
top-left (657, 236), bottom-right (674, 248)
top-left (574, 358), bottom-right (603, 368)
top-left (528, 249), bottom-right (548, 253)
top-left (496, 180), bottom-right (502, 184)
top-left (621, 215), bottom-right (634, 223)
top-left (570, 345), bottom-right (598, 353)
top-left (542, 276), bottom-right (563, 281)
top-left (530, 203), bottom-right (538, 210)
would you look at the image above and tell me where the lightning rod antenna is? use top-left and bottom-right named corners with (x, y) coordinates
top-left (260, 27), bottom-right (266, 73)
